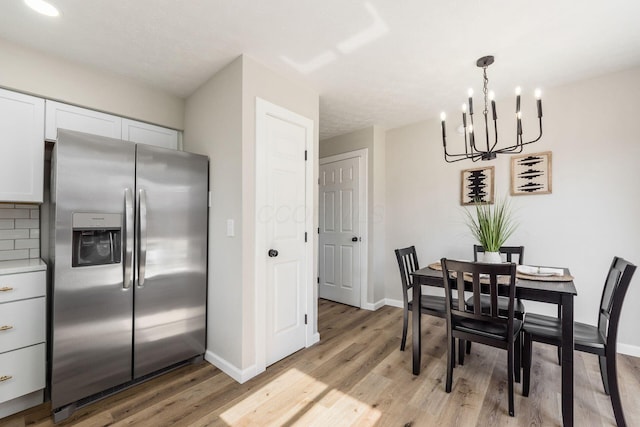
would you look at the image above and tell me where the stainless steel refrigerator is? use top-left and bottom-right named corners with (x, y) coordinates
top-left (48, 129), bottom-right (208, 420)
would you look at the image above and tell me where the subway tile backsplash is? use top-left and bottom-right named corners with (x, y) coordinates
top-left (0, 203), bottom-right (40, 261)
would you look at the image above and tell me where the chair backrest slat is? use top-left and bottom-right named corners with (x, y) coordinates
top-left (442, 258), bottom-right (517, 331)
top-left (597, 256), bottom-right (636, 344)
top-left (395, 246), bottom-right (420, 305)
top-left (474, 245), bottom-right (525, 265)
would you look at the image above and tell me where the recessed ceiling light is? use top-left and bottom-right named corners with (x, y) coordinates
top-left (24, 0), bottom-right (60, 17)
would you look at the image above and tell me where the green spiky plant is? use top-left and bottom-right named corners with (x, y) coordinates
top-left (463, 197), bottom-right (517, 252)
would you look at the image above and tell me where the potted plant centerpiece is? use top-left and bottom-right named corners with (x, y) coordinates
top-left (463, 198), bottom-right (517, 263)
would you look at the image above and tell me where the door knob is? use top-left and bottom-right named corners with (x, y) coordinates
top-left (352, 237), bottom-right (359, 242)
top-left (268, 249), bottom-right (279, 257)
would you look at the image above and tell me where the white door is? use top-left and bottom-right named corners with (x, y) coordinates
top-left (259, 102), bottom-right (310, 367)
top-left (319, 156), bottom-right (361, 307)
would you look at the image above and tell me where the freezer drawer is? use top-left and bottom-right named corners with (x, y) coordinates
top-left (0, 271), bottom-right (46, 304)
top-left (0, 344), bottom-right (45, 404)
top-left (0, 298), bottom-right (45, 354)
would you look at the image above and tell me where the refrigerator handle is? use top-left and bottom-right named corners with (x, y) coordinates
top-left (123, 188), bottom-right (134, 289)
top-left (137, 188), bottom-right (148, 288)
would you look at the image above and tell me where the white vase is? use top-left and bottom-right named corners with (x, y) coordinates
top-left (482, 251), bottom-right (503, 263)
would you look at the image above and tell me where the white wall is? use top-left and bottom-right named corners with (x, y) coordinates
top-left (385, 66), bottom-right (640, 353)
top-left (0, 38), bottom-right (184, 129)
top-left (183, 57), bottom-right (244, 370)
top-left (184, 55), bottom-right (319, 381)
top-left (320, 126), bottom-right (387, 307)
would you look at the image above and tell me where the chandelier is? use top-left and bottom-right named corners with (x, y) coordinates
top-left (440, 56), bottom-right (543, 163)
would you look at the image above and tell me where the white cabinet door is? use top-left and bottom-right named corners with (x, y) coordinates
top-left (0, 89), bottom-right (45, 203)
top-left (45, 101), bottom-right (121, 141)
top-left (121, 119), bottom-right (179, 150)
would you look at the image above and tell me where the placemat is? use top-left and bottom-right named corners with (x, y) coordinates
top-left (427, 261), bottom-right (574, 282)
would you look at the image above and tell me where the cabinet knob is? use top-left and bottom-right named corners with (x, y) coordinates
top-left (0, 287), bottom-right (13, 292)
top-left (0, 375), bottom-right (12, 382)
top-left (0, 325), bottom-right (13, 331)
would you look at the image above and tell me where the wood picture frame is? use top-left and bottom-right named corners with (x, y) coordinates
top-left (511, 151), bottom-right (552, 195)
top-left (461, 166), bottom-right (494, 205)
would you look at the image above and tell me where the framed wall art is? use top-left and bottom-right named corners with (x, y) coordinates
top-left (461, 166), bottom-right (494, 205)
top-left (511, 151), bottom-right (552, 195)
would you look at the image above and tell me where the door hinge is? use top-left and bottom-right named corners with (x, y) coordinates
top-left (304, 314), bottom-right (308, 324)
top-left (317, 227), bottom-right (320, 234)
top-left (304, 231), bottom-right (307, 242)
top-left (304, 150), bottom-right (308, 161)
top-left (317, 277), bottom-right (320, 284)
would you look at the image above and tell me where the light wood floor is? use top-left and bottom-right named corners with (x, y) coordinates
top-left (4, 299), bottom-right (640, 427)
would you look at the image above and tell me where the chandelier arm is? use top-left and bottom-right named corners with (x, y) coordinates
top-left (521, 118), bottom-right (543, 145)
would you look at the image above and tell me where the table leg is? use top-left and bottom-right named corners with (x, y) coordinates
top-left (561, 293), bottom-right (574, 427)
top-left (412, 281), bottom-right (421, 375)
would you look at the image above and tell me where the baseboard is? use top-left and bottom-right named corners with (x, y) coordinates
top-left (204, 350), bottom-right (256, 384)
top-left (384, 298), bottom-right (403, 309)
top-left (307, 332), bottom-right (320, 346)
top-left (362, 299), bottom-right (386, 311)
top-left (617, 343), bottom-right (640, 358)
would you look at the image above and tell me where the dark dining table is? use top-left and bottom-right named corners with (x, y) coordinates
top-left (410, 265), bottom-right (578, 427)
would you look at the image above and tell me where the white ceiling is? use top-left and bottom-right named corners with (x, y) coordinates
top-left (1, 0), bottom-right (640, 139)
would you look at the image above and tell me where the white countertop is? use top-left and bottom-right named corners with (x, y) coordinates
top-left (0, 258), bottom-right (47, 275)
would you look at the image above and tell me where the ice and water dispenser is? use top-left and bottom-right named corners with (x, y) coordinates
top-left (71, 212), bottom-right (122, 267)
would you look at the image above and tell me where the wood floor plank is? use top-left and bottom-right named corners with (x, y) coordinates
top-left (3, 299), bottom-right (639, 427)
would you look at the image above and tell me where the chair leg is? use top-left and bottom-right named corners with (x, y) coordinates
top-left (458, 339), bottom-right (465, 365)
top-left (606, 347), bottom-right (627, 427)
top-left (446, 335), bottom-right (454, 393)
top-left (522, 332), bottom-right (532, 397)
top-left (400, 308), bottom-right (408, 351)
top-left (515, 332), bottom-right (521, 383)
top-left (599, 355), bottom-right (610, 395)
top-left (466, 340), bottom-right (472, 354)
top-left (508, 343), bottom-right (515, 416)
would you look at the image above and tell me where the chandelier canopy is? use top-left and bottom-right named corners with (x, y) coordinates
top-left (440, 56), bottom-right (543, 163)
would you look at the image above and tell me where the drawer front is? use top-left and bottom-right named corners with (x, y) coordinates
top-left (0, 271), bottom-right (45, 304)
top-left (0, 298), bottom-right (45, 354)
top-left (0, 344), bottom-right (45, 404)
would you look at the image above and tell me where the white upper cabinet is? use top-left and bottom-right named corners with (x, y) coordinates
top-left (121, 119), bottom-right (179, 150)
top-left (0, 89), bottom-right (45, 203)
top-left (45, 101), bottom-right (122, 141)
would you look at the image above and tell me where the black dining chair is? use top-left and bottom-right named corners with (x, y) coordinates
top-left (463, 245), bottom-right (526, 381)
top-left (441, 258), bottom-right (521, 416)
top-left (522, 256), bottom-right (636, 427)
top-left (395, 246), bottom-right (453, 351)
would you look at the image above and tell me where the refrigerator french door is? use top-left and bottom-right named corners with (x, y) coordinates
top-left (50, 129), bottom-right (208, 416)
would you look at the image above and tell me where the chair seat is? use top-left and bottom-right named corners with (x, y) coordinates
top-left (523, 312), bottom-right (605, 351)
top-left (408, 295), bottom-right (457, 316)
top-left (455, 318), bottom-right (523, 341)
top-left (465, 295), bottom-right (525, 316)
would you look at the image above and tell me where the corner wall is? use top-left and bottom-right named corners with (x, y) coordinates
top-left (320, 126), bottom-right (386, 308)
top-left (184, 55), bottom-right (319, 381)
top-left (384, 66), bottom-right (640, 353)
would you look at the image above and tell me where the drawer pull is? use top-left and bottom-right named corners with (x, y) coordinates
top-left (0, 325), bottom-right (13, 331)
top-left (0, 375), bottom-right (12, 382)
top-left (0, 287), bottom-right (14, 292)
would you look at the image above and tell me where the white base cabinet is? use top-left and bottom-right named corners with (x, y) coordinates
top-left (0, 89), bottom-right (45, 203)
top-left (0, 266), bottom-right (46, 419)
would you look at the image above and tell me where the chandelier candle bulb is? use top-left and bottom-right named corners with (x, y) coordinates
top-left (515, 86), bottom-right (521, 113)
top-left (489, 91), bottom-right (497, 120)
